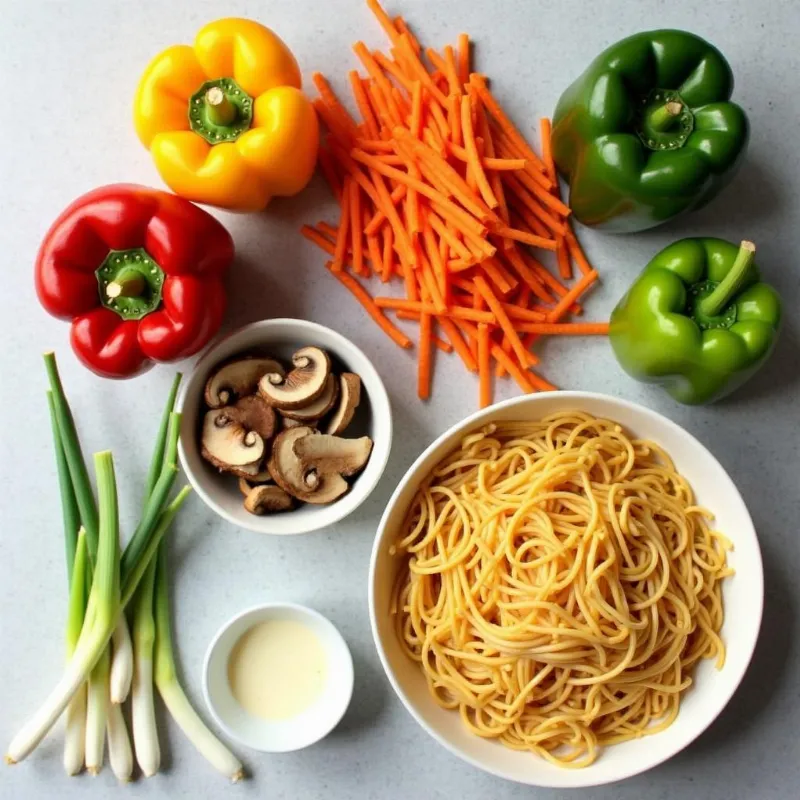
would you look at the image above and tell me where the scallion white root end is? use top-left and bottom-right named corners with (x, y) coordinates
top-left (63, 683), bottom-right (87, 775)
top-left (106, 702), bottom-right (133, 782)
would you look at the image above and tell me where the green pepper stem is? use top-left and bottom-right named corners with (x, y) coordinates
top-left (107, 269), bottom-right (146, 299)
top-left (205, 87), bottom-right (236, 126)
top-left (699, 241), bottom-right (756, 318)
top-left (646, 101), bottom-right (683, 132)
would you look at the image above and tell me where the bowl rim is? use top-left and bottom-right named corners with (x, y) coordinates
top-left (176, 318), bottom-right (393, 535)
top-left (202, 601), bottom-right (355, 752)
top-left (368, 390), bottom-right (763, 788)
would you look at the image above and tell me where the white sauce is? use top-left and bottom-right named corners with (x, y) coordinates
top-left (227, 619), bottom-right (328, 720)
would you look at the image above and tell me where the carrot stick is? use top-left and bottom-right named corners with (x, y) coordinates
top-left (515, 322), bottom-right (609, 335)
top-left (374, 297), bottom-right (495, 324)
top-left (368, 0), bottom-right (400, 42)
top-left (447, 94), bottom-right (462, 147)
top-left (422, 215), bottom-right (448, 303)
top-left (381, 226), bottom-right (394, 283)
top-left (365, 184), bottom-right (406, 235)
top-left (332, 177), bottom-right (352, 272)
top-left (457, 34), bottom-right (470, 86)
top-left (393, 16), bottom-right (421, 54)
top-left (491, 123), bottom-right (553, 190)
top-left (547, 270), bottom-right (599, 323)
top-left (349, 180), bottom-right (365, 276)
top-left (397, 34), bottom-right (448, 106)
top-left (418, 250), bottom-right (447, 313)
top-left (366, 228), bottom-right (384, 277)
top-left (505, 173), bottom-right (568, 236)
top-left (313, 72), bottom-right (358, 137)
top-left (326, 263), bottom-right (412, 349)
top-left (313, 99), bottom-right (355, 146)
top-left (515, 167), bottom-right (572, 217)
top-left (461, 95), bottom-right (497, 209)
top-left (418, 312), bottom-right (433, 399)
top-left (540, 117), bottom-right (558, 186)
top-left (374, 51), bottom-right (415, 93)
top-left (480, 257), bottom-right (518, 295)
top-left (354, 42), bottom-right (403, 126)
top-left (438, 316), bottom-right (477, 371)
top-left (427, 211), bottom-right (472, 260)
top-left (350, 71), bottom-right (380, 139)
top-left (556, 238), bottom-right (572, 280)
top-left (366, 166), bottom-right (416, 263)
top-left (474, 275), bottom-right (531, 368)
top-left (443, 45), bottom-right (461, 95)
top-left (410, 81), bottom-right (423, 138)
top-left (491, 224), bottom-right (557, 250)
top-left (476, 104), bottom-right (509, 227)
top-left (477, 323), bottom-right (492, 408)
top-left (566, 228), bottom-right (593, 276)
top-left (502, 246), bottom-right (556, 303)
top-left (447, 142), bottom-right (526, 170)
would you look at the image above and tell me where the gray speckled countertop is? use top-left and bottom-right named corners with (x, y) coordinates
top-left (1, 1), bottom-right (798, 798)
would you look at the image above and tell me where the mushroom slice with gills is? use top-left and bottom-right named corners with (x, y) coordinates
top-left (259, 346), bottom-right (331, 410)
top-left (281, 374), bottom-right (339, 422)
top-left (201, 408), bottom-right (265, 471)
top-left (293, 435), bottom-right (373, 479)
top-left (204, 357), bottom-right (285, 408)
top-left (325, 373), bottom-right (362, 435)
top-left (231, 395), bottom-right (277, 440)
top-left (244, 485), bottom-right (294, 515)
top-left (281, 417), bottom-right (315, 430)
top-left (238, 474), bottom-right (273, 497)
top-left (268, 427), bottom-right (325, 500)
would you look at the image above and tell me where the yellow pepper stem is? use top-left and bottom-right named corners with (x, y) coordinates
top-left (205, 88), bottom-right (236, 127)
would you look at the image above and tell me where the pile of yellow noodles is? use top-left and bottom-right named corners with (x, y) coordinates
top-left (391, 412), bottom-right (732, 768)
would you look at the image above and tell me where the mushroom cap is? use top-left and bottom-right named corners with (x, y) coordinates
top-left (243, 484), bottom-right (294, 515)
top-left (325, 373), bottom-right (362, 435)
top-left (258, 346), bottom-right (331, 410)
top-left (200, 408), bottom-right (265, 470)
top-left (231, 395), bottom-right (277, 440)
top-left (281, 373), bottom-right (339, 421)
top-left (204, 357), bottom-right (285, 408)
top-left (293, 434), bottom-right (373, 477)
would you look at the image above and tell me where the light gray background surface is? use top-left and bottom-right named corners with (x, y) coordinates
top-left (1, 1), bottom-right (798, 798)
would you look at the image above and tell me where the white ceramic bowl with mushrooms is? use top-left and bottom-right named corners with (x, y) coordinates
top-left (177, 319), bottom-right (393, 535)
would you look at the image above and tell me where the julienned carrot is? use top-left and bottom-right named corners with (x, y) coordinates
top-left (326, 263), bottom-right (412, 349)
top-left (461, 95), bottom-right (497, 209)
top-left (515, 322), bottom-right (610, 335)
top-left (303, 0), bottom-right (604, 408)
top-left (477, 323), bottom-right (492, 408)
top-left (418, 312), bottom-right (432, 399)
top-left (457, 34), bottom-right (470, 86)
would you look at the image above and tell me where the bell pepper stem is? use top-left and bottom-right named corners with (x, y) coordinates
top-left (698, 241), bottom-right (756, 318)
top-left (205, 87), bottom-right (236, 126)
top-left (107, 269), bottom-right (146, 299)
top-left (647, 101), bottom-right (683, 132)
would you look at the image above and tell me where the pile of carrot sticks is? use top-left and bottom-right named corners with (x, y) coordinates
top-left (301, 0), bottom-right (608, 407)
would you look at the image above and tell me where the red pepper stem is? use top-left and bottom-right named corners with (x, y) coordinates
top-left (647, 101), bottom-right (683, 132)
top-left (106, 269), bottom-right (146, 299)
top-left (205, 87), bottom-right (236, 127)
top-left (698, 241), bottom-right (756, 318)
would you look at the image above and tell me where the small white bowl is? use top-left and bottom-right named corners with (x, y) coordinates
top-left (177, 318), bottom-right (392, 535)
top-left (369, 392), bottom-right (763, 788)
top-left (203, 603), bottom-right (354, 752)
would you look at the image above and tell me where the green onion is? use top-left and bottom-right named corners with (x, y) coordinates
top-left (43, 353), bottom-right (99, 557)
top-left (47, 391), bottom-right (80, 581)
top-left (154, 544), bottom-right (244, 782)
top-left (62, 529), bottom-right (88, 776)
top-left (85, 648), bottom-right (109, 775)
top-left (106, 702), bottom-right (133, 782)
top-left (5, 451), bottom-right (120, 765)
top-left (131, 558), bottom-right (160, 777)
top-left (144, 373), bottom-right (182, 501)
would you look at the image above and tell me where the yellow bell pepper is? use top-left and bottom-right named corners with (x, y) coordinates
top-left (134, 19), bottom-right (319, 212)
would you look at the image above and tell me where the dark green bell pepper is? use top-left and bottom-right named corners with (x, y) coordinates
top-left (551, 31), bottom-right (749, 233)
top-left (609, 238), bottom-right (780, 404)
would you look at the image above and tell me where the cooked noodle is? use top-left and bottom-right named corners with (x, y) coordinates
top-left (391, 412), bottom-right (732, 767)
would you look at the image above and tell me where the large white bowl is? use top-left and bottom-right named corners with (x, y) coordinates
top-left (177, 319), bottom-right (392, 535)
top-left (369, 392), bottom-right (763, 788)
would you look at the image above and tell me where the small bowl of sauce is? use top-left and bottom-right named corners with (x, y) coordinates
top-left (203, 603), bottom-right (354, 752)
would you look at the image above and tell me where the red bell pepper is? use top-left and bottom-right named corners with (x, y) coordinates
top-left (35, 184), bottom-right (234, 378)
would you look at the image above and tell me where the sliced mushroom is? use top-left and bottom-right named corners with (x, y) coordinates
top-left (238, 474), bottom-right (273, 497)
top-left (201, 409), bottom-right (265, 471)
top-left (258, 346), bottom-right (331, 410)
top-left (293, 434), bottom-right (373, 478)
top-left (281, 374), bottom-right (339, 421)
top-left (204, 357), bottom-right (285, 408)
top-left (325, 373), bottom-right (362, 435)
top-left (231, 395), bottom-right (277, 440)
top-left (244, 484), bottom-right (294, 515)
top-left (268, 426), bottom-right (322, 499)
